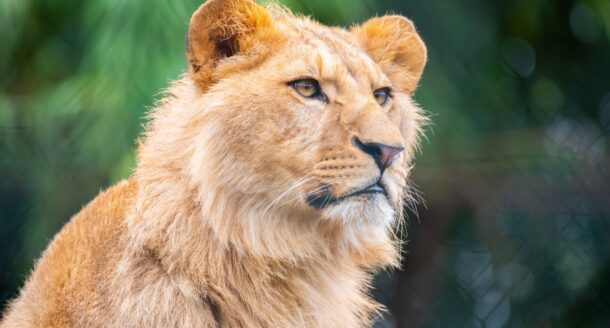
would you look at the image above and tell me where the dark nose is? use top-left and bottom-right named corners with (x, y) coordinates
top-left (353, 137), bottom-right (404, 173)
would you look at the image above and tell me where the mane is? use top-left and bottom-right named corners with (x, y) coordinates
top-left (132, 77), bottom-right (398, 269)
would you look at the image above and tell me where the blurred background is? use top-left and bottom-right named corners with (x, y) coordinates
top-left (1, 0), bottom-right (609, 326)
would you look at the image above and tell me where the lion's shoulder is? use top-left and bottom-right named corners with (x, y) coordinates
top-left (1, 179), bottom-right (137, 327)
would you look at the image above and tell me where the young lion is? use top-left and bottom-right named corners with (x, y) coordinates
top-left (1, 0), bottom-right (427, 327)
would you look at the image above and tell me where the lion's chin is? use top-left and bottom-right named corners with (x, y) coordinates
top-left (320, 194), bottom-right (396, 228)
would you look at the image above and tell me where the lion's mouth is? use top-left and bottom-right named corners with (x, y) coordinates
top-left (306, 181), bottom-right (387, 209)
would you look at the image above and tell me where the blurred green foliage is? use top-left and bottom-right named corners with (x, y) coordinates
top-left (1, 0), bottom-right (609, 327)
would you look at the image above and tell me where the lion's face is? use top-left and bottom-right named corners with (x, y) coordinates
top-left (186, 0), bottom-right (426, 230)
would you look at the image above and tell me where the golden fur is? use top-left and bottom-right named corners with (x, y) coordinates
top-left (1, 0), bottom-right (427, 327)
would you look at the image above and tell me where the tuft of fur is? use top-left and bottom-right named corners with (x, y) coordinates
top-left (1, 1), bottom-right (428, 327)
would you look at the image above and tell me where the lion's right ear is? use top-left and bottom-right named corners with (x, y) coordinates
top-left (187, 0), bottom-right (275, 91)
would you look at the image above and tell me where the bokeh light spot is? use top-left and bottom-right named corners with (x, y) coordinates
top-left (569, 4), bottom-right (603, 44)
top-left (501, 37), bottom-right (536, 78)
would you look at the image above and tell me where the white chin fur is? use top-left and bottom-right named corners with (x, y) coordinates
top-left (320, 194), bottom-right (395, 229)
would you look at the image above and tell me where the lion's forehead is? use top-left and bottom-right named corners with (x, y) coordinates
top-left (275, 15), bottom-right (383, 88)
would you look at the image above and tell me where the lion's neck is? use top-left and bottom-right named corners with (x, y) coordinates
top-left (122, 172), bottom-right (391, 326)
top-left (129, 166), bottom-right (397, 265)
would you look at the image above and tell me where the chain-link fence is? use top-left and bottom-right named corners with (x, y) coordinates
top-left (373, 125), bottom-right (610, 327)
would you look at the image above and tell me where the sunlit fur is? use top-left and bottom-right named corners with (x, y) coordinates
top-left (1, 1), bottom-right (427, 327)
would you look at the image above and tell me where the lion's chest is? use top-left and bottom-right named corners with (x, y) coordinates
top-left (215, 266), bottom-right (374, 328)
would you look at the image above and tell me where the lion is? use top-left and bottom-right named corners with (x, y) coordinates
top-left (0, 0), bottom-right (427, 327)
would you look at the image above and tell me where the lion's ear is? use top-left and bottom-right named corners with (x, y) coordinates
top-left (187, 0), bottom-right (275, 90)
top-left (352, 16), bottom-right (427, 94)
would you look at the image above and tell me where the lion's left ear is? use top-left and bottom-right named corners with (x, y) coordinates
top-left (352, 16), bottom-right (427, 94)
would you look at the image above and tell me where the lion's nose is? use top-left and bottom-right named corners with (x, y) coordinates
top-left (353, 137), bottom-right (404, 173)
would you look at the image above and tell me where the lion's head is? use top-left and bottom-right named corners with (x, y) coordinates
top-left (137, 0), bottom-right (426, 261)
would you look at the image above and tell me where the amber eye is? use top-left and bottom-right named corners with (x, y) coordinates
top-left (289, 78), bottom-right (327, 101)
top-left (373, 87), bottom-right (391, 106)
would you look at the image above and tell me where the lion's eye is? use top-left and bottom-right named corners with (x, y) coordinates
top-left (289, 78), bottom-right (327, 101)
top-left (373, 87), bottom-right (391, 106)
